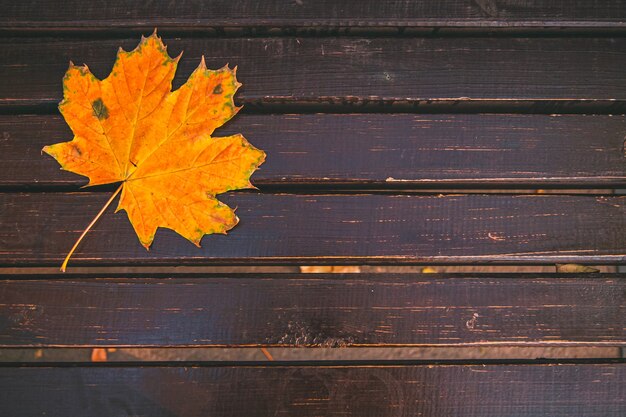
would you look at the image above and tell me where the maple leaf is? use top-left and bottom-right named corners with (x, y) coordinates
top-left (43, 32), bottom-right (266, 271)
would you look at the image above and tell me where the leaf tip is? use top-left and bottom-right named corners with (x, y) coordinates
top-left (139, 233), bottom-right (154, 251)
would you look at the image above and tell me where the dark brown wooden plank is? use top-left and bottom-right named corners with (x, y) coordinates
top-left (1, 274), bottom-right (623, 347)
top-left (2, 37), bottom-right (625, 109)
top-left (1, 364), bottom-right (624, 416)
top-left (1, 193), bottom-right (624, 266)
top-left (2, 0), bottom-right (626, 30)
top-left (3, 114), bottom-right (626, 189)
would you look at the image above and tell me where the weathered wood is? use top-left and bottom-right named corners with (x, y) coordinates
top-left (0, 364), bottom-right (624, 416)
top-left (2, 0), bottom-right (626, 31)
top-left (3, 114), bottom-right (626, 189)
top-left (1, 4), bottom-right (622, 416)
top-left (2, 37), bottom-right (625, 110)
top-left (1, 193), bottom-right (624, 266)
top-left (1, 274), bottom-right (623, 347)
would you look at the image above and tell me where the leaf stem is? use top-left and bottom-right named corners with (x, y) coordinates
top-left (60, 183), bottom-right (124, 272)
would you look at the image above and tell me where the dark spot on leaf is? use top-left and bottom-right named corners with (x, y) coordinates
top-left (92, 98), bottom-right (109, 120)
top-left (212, 84), bottom-right (223, 95)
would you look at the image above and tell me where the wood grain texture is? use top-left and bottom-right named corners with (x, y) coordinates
top-left (1, 193), bottom-right (624, 266)
top-left (2, 0), bottom-right (626, 30)
top-left (1, 364), bottom-right (624, 416)
top-left (2, 37), bottom-right (625, 109)
top-left (3, 114), bottom-right (626, 189)
top-left (1, 274), bottom-right (623, 347)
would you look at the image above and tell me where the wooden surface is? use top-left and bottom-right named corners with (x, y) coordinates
top-left (3, 114), bottom-right (625, 189)
top-left (1, 274), bottom-right (623, 347)
top-left (0, 363), bottom-right (624, 416)
top-left (2, 0), bottom-right (626, 30)
top-left (2, 37), bottom-right (625, 110)
top-left (1, 193), bottom-right (624, 266)
top-left (1, 1), bottom-right (625, 415)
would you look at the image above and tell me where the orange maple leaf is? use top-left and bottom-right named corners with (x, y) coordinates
top-left (43, 32), bottom-right (266, 271)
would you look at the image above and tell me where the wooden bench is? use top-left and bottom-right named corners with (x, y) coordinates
top-left (1, 1), bottom-right (625, 415)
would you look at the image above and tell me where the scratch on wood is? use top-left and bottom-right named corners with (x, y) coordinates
top-left (466, 313), bottom-right (479, 330)
top-left (474, 0), bottom-right (500, 17)
top-left (488, 232), bottom-right (506, 241)
top-left (275, 321), bottom-right (355, 347)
